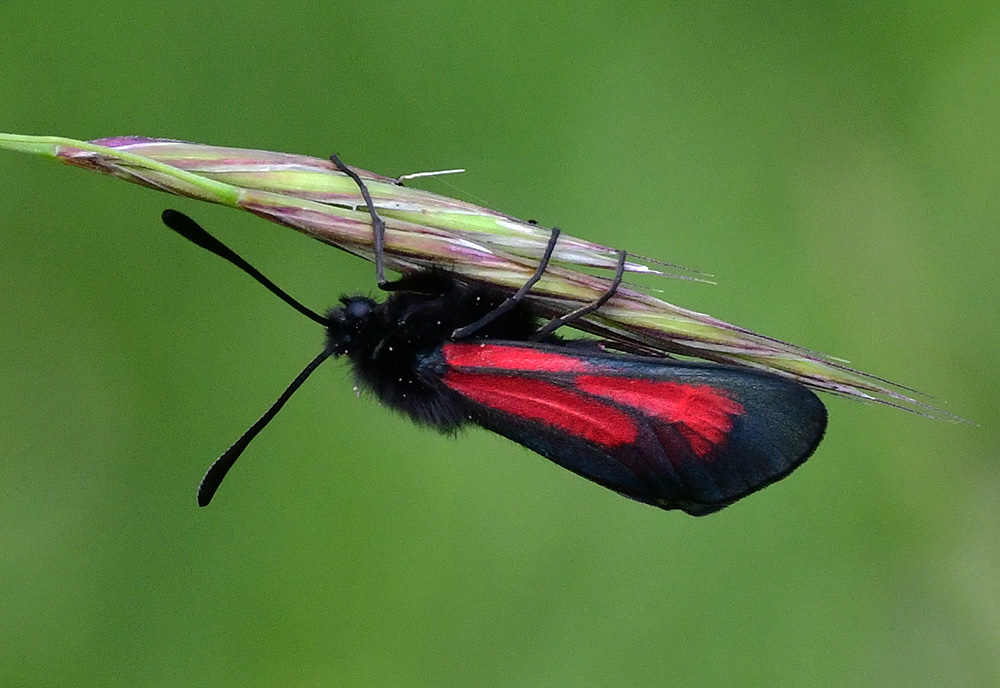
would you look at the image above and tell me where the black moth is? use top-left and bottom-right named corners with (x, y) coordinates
top-left (161, 172), bottom-right (826, 516)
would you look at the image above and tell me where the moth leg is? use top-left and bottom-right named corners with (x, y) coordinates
top-left (532, 249), bottom-right (627, 341)
top-left (330, 153), bottom-right (388, 288)
top-left (451, 226), bottom-right (561, 339)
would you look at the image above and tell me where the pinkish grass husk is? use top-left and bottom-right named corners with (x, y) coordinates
top-left (0, 133), bottom-right (956, 418)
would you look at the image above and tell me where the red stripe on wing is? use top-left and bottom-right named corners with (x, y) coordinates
top-left (441, 371), bottom-right (638, 446)
top-left (576, 377), bottom-right (743, 458)
top-left (442, 342), bottom-right (591, 373)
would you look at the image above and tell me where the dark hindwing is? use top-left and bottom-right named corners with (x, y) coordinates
top-left (427, 341), bottom-right (827, 515)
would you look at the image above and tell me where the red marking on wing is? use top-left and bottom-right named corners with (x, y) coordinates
top-left (442, 371), bottom-right (637, 446)
top-left (576, 377), bottom-right (743, 457)
top-left (442, 343), bottom-right (591, 373)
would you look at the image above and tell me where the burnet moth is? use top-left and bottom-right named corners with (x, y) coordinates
top-left (161, 156), bottom-right (827, 515)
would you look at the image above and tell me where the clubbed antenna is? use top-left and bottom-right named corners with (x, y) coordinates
top-left (161, 210), bottom-right (329, 327)
top-left (160, 209), bottom-right (338, 505)
top-left (197, 348), bottom-right (334, 507)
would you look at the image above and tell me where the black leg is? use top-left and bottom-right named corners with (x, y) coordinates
top-left (330, 154), bottom-right (388, 287)
top-left (451, 227), bottom-right (562, 340)
top-left (532, 250), bottom-right (627, 341)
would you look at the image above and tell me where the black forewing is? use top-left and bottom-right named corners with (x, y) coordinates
top-left (425, 342), bottom-right (827, 515)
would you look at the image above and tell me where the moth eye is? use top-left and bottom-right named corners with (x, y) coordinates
top-left (344, 298), bottom-right (376, 320)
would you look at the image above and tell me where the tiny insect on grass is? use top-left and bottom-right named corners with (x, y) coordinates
top-left (159, 157), bottom-right (828, 515)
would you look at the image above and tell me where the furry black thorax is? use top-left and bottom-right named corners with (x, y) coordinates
top-left (324, 274), bottom-right (541, 431)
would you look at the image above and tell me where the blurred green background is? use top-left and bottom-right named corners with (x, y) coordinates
top-left (2, 3), bottom-right (997, 686)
